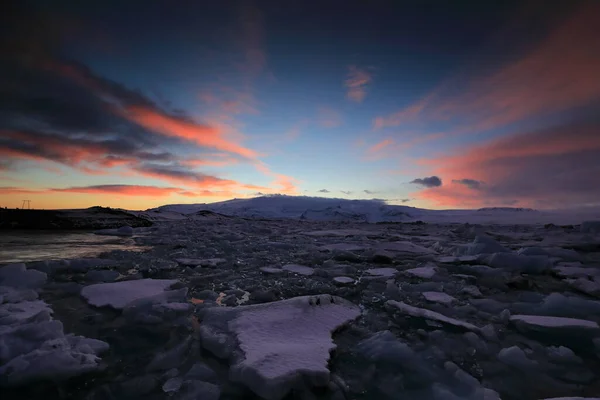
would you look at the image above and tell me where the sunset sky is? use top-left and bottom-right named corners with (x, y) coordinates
top-left (1, 0), bottom-right (599, 210)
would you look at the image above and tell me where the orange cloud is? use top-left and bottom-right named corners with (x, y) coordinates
top-left (412, 121), bottom-right (600, 209)
top-left (345, 66), bottom-right (372, 102)
top-left (373, 3), bottom-right (600, 138)
top-left (123, 106), bottom-right (258, 159)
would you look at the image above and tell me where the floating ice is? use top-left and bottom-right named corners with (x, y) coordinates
top-left (422, 291), bottom-right (456, 305)
top-left (281, 264), bottom-right (314, 276)
top-left (259, 267), bottom-right (285, 274)
top-left (333, 276), bottom-right (354, 285)
top-left (365, 267), bottom-right (398, 277)
top-left (510, 314), bottom-right (600, 332)
top-left (81, 279), bottom-right (179, 309)
top-left (376, 241), bottom-right (436, 255)
top-left (386, 300), bottom-right (479, 331)
top-left (0, 264), bottom-right (47, 289)
top-left (199, 294), bottom-right (360, 400)
top-left (455, 235), bottom-right (509, 256)
top-left (404, 265), bottom-right (437, 279)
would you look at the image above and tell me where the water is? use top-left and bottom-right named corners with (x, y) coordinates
top-left (0, 231), bottom-right (145, 264)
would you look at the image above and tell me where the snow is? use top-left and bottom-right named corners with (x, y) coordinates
top-left (386, 300), bottom-right (479, 331)
top-left (365, 268), bottom-right (398, 277)
top-left (152, 195), bottom-right (600, 225)
top-left (94, 225), bottom-right (134, 236)
top-left (81, 279), bottom-right (179, 309)
top-left (422, 291), bottom-right (457, 305)
top-left (404, 265), bottom-right (437, 279)
top-left (199, 294), bottom-right (361, 400)
top-left (281, 264), bottom-right (314, 276)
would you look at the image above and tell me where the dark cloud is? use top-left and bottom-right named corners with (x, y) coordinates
top-left (363, 189), bottom-right (377, 194)
top-left (340, 190), bottom-right (352, 195)
top-left (318, 189), bottom-right (330, 193)
top-left (452, 178), bottom-right (483, 189)
top-left (410, 176), bottom-right (442, 188)
top-left (401, 198), bottom-right (411, 203)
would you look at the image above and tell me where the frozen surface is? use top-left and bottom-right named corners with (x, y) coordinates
top-left (365, 267), bottom-right (398, 277)
top-left (281, 264), bottom-right (314, 276)
top-left (387, 300), bottom-right (479, 331)
top-left (0, 264), bottom-right (47, 289)
top-left (404, 265), bottom-right (437, 279)
top-left (422, 291), bottom-right (457, 305)
top-left (200, 295), bottom-right (361, 400)
top-left (81, 279), bottom-right (178, 309)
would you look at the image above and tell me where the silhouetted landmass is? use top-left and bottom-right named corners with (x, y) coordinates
top-left (0, 206), bottom-right (152, 230)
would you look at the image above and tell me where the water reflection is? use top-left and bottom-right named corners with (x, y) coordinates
top-left (0, 231), bottom-right (146, 263)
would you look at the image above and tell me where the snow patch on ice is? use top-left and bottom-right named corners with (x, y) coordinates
top-left (386, 300), bottom-right (479, 331)
top-left (81, 279), bottom-right (179, 309)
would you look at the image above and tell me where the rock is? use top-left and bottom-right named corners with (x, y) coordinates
top-left (94, 225), bottom-right (134, 236)
top-left (199, 294), bottom-right (361, 400)
top-left (422, 291), bottom-right (456, 305)
top-left (81, 279), bottom-right (179, 309)
top-left (282, 264), bottom-right (314, 276)
top-left (0, 264), bottom-right (47, 289)
top-left (386, 300), bottom-right (479, 331)
top-left (498, 346), bottom-right (537, 369)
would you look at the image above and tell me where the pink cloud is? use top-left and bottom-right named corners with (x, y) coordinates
top-left (345, 66), bottom-right (372, 102)
top-left (318, 107), bottom-right (343, 128)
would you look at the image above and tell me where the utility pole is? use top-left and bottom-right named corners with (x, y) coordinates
top-left (22, 200), bottom-right (31, 209)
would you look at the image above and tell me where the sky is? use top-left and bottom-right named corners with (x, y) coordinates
top-left (1, 0), bottom-right (599, 210)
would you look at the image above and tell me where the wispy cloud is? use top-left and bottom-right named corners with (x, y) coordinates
top-left (413, 120), bottom-right (600, 208)
top-left (345, 66), bottom-right (372, 103)
top-left (363, 189), bottom-right (377, 195)
top-left (340, 190), bottom-right (352, 195)
top-left (372, 3), bottom-right (600, 141)
top-left (318, 189), bottom-right (330, 193)
top-left (317, 107), bottom-right (343, 128)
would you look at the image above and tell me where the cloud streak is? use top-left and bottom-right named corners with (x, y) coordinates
top-left (345, 66), bottom-right (372, 102)
top-left (410, 176), bottom-right (442, 188)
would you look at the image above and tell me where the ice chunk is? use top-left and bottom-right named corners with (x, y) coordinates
top-left (386, 300), bottom-right (479, 331)
top-left (94, 225), bottom-right (134, 236)
top-left (175, 258), bottom-right (226, 268)
top-left (422, 291), bottom-right (456, 305)
top-left (456, 235), bottom-right (509, 256)
top-left (0, 264), bottom-right (47, 289)
top-left (81, 279), bottom-right (178, 309)
top-left (333, 276), bottom-right (354, 285)
top-left (376, 241), bottom-right (436, 255)
top-left (320, 243), bottom-right (366, 252)
top-left (365, 268), bottom-right (398, 277)
top-left (0, 287), bottom-right (38, 304)
top-left (460, 285), bottom-right (482, 297)
top-left (510, 314), bottom-right (600, 338)
top-left (199, 294), bottom-right (360, 400)
top-left (281, 264), bottom-right (314, 276)
top-left (260, 267), bottom-right (285, 274)
top-left (162, 377), bottom-right (183, 393)
top-left (542, 398), bottom-right (600, 400)
top-left (84, 270), bottom-right (120, 282)
top-left (0, 300), bottom-right (52, 326)
top-left (547, 346), bottom-right (582, 364)
top-left (519, 247), bottom-right (581, 261)
top-left (177, 380), bottom-right (220, 400)
top-left (485, 253), bottom-right (552, 274)
top-left (567, 277), bottom-right (600, 297)
top-left (553, 264), bottom-right (599, 279)
top-left (404, 265), bottom-right (437, 279)
top-left (581, 220), bottom-right (600, 234)
top-left (498, 346), bottom-right (537, 369)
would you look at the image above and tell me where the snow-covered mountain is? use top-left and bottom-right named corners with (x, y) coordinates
top-left (148, 195), bottom-right (600, 225)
